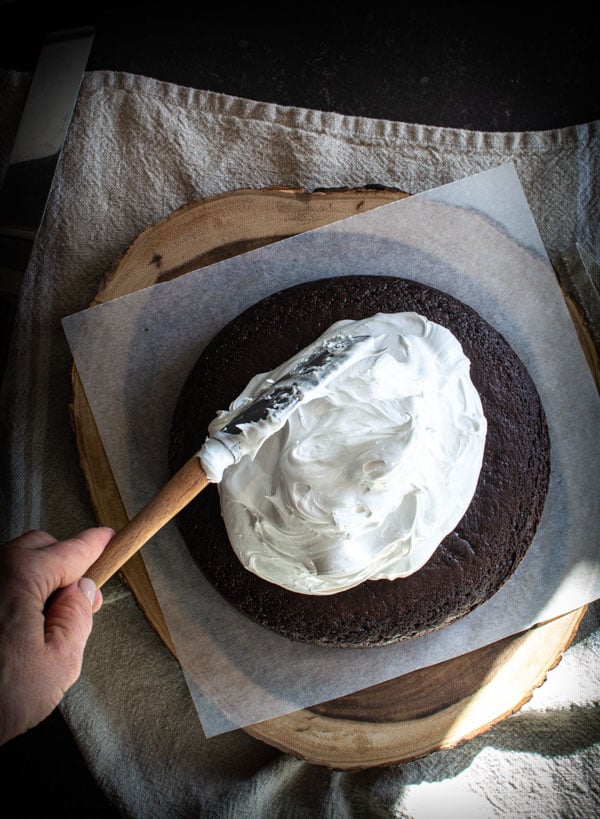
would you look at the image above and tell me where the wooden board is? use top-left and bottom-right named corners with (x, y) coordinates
top-left (71, 186), bottom-right (592, 770)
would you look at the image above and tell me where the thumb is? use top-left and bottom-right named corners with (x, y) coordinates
top-left (43, 579), bottom-right (102, 690)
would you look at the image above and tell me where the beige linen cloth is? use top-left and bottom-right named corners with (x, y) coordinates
top-left (1, 69), bottom-right (599, 817)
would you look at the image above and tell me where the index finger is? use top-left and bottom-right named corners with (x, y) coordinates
top-left (7, 529), bottom-right (58, 550)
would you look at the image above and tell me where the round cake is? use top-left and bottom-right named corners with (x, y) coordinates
top-left (169, 275), bottom-right (550, 647)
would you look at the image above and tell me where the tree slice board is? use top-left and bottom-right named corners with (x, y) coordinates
top-left (70, 186), bottom-right (592, 770)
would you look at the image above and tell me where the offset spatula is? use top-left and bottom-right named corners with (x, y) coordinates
top-left (85, 332), bottom-right (372, 587)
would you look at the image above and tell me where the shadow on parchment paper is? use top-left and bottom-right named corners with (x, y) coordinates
top-left (112, 226), bottom-right (589, 740)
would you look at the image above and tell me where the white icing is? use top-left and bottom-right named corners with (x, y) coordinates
top-left (198, 333), bottom-right (377, 482)
top-left (205, 312), bottom-right (487, 595)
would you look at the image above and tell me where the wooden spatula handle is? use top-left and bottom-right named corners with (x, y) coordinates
top-left (85, 455), bottom-right (209, 588)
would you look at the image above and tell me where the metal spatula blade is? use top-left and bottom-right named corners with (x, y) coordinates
top-left (198, 332), bottom-right (372, 481)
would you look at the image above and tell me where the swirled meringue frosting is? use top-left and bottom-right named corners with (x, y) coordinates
top-left (211, 312), bottom-right (487, 595)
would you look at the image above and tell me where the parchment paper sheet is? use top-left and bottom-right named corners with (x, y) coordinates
top-left (62, 162), bottom-right (600, 737)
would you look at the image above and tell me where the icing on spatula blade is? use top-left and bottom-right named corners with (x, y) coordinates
top-left (198, 333), bottom-right (372, 481)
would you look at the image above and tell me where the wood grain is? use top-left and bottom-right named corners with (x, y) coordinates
top-left (246, 610), bottom-right (586, 769)
top-left (71, 186), bottom-right (592, 769)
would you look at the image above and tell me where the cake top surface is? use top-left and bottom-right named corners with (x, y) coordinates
top-left (170, 275), bottom-right (550, 646)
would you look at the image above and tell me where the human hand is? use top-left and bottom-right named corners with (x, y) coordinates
top-left (0, 527), bottom-right (113, 745)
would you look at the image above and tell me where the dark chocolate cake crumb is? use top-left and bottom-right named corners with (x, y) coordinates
top-left (169, 276), bottom-right (550, 647)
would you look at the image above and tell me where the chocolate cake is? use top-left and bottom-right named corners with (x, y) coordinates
top-left (169, 276), bottom-right (550, 647)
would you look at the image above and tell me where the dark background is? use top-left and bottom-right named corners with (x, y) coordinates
top-left (0, 3), bottom-right (598, 815)
top-left (2, 5), bottom-right (600, 131)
